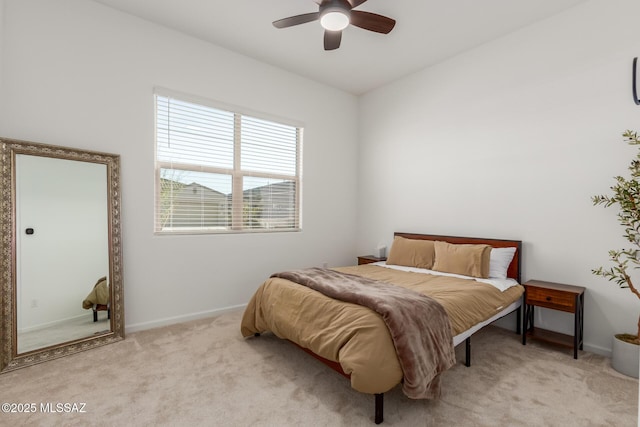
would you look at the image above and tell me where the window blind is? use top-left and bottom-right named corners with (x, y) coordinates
top-left (155, 93), bottom-right (302, 233)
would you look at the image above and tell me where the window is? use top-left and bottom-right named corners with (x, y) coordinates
top-left (154, 91), bottom-right (302, 233)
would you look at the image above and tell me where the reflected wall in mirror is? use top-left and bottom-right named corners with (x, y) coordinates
top-left (0, 137), bottom-right (124, 373)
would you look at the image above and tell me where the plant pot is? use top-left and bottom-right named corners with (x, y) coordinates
top-left (611, 334), bottom-right (639, 378)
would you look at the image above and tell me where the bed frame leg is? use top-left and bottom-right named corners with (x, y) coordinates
top-left (374, 393), bottom-right (384, 424)
top-left (516, 306), bottom-right (522, 335)
top-left (465, 337), bottom-right (471, 367)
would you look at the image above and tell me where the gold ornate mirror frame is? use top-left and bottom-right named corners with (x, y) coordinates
top-left (0, 137), bottom-right (124, 373)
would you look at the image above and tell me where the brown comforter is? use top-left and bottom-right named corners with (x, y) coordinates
top-left (241, 264), bottom-right (524, 397)
top-left (270, 267), bottom-right (455, 399)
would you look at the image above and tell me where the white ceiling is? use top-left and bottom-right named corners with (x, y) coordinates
top-left (93, 0), bottom-right (588, 95)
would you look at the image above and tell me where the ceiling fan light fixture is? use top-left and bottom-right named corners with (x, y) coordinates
top-left (320, 8), bottom-right (350, 31)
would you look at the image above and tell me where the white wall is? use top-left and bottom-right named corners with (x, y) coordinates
top-left (3, 0), bottom-right (636, 356)
top-left (0, 0), bottom-right (359, 331)
top-left (358, 0), bottom-right (640, 356)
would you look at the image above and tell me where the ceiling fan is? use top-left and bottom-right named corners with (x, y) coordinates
top-left (273, 0), bottom-right (396, 51)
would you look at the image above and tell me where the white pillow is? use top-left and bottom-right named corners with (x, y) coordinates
top-left (489, 247), bottom-right (516, 279)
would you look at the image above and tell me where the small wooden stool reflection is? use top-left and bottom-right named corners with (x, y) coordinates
top-left (92, 304), bottom-right (111, 322)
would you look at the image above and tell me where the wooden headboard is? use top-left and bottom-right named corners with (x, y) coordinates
top-left (394, 232), bottom-right (522, 283)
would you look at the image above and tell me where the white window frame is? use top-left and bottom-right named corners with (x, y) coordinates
top-left (154, 88), bottom-right (303, 234)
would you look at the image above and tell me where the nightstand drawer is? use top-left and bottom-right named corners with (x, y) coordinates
top-left (525, 287), bottom-right (576, 312)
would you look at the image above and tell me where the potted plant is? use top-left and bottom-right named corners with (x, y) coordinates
top-left (592, 129), bottom-right (640, 377)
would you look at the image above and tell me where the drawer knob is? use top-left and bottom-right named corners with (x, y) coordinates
top-left (546, 296), bottom-right (552, 301)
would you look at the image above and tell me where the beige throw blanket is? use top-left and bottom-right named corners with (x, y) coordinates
top-left (270, 267), bottom-right (456, 399)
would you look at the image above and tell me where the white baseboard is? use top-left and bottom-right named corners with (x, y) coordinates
top-left (583, 343), bottom-right (611, 358)
top-left (124, 304), bottom-right (247, 334)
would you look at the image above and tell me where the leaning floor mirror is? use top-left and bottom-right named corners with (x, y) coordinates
top-left (0, 137), bottom-right (124, 373)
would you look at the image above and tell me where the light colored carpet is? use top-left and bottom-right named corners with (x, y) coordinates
top-left (0, 309), bottom-right (637, 426)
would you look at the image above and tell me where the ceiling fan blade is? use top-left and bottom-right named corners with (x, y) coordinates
top-left (350, 10), bottom-right (396, 34)
top-left (346, 0), bottom-right (368, 8)
top-left (324, 30), bottom-right (342, 50)
top-left (273, 12), bottom-right (320, 29)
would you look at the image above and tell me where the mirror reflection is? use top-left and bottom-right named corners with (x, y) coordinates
top-left (16, 155), bottom-right (111, 353)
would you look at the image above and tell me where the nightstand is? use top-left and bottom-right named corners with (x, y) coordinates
top-left (357, 255), bottom-right (386, 265)
top-left (522, 280), bottom-right (585, 359)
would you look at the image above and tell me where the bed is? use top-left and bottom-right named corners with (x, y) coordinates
top-left (241, 232), bottom-right (524, 424)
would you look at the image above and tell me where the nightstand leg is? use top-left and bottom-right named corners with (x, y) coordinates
top-left (573, 302), bottom-right (578, 359)
top-left (522, 304), bottom-right (534, 345)
top-left (573, 294), bottom-right (584, 359)
top-left (522, 304), bottom-right (526, 345)
top-left (579, 294), bottom-right (584, 350)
